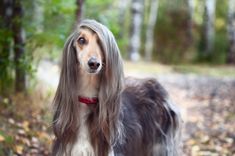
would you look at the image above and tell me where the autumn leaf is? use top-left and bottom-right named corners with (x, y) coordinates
top-left (37, 131), bottom-right (50, 140)
top-left (22, 121), bottom-right (30, 132)
top-left (14, 145), bottom-right (23, 154)
top-left (8, 118), bottom-right (15, 124)
top-left (0, 134), bottom-right (5, 142)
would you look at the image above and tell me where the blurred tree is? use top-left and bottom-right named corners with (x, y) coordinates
top-left (155, 0), bottom-right (190, 64)
top-left (186, 0), bottom-right (195, 45)
top-left (118, 0), bottom-right (129, 38)
top-left (199, 0), bottom-right (216, 59)
top-left (0, 0), bottom-right (14, 95)
top-left (36, 0), bottom-right (76, 58)
top-left (227, 0), bottom-right (235, 64)
top-left (12, 0), bottom-right (26, 92)
top-left (128, 0), bottom-right (144, 61)
top-left (144, 0), bottom-right (159, 61)
top-left (76, 0), bottom-right (84, 24)
top-left (32, 0), bottom-right (44, 33)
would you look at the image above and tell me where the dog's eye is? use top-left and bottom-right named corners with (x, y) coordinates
top-left (78, 37), bottom-right (86, 45)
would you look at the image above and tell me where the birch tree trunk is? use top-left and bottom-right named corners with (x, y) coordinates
top-left (12, 0), bottom-right (26, 92)
top-left (144, 0), bottom-right (158, 61)
top-left (76, 0), bottom-right (84, 24)
top-left (227, 0), bottom-right (235, 64)
top-left (118, 0), bottom-right (129, 38)
top-left (186, 0), bottom-right (195, 45)
top-left (33, 0), bottom-right (44, 33)
top-left (128, 0), bottom-right (144, 61)
top-left (200, 0), bottom-right (216, 56)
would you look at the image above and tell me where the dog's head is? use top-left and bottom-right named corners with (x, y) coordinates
top-left (75, 27), bottom-right (104, 74)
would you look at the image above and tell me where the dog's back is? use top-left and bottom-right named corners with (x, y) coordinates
top-left (113, 77), bottom-right (181, 156)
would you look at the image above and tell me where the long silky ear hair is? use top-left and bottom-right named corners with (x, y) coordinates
top-left (52, 31), bottom-right (80, 154)
top-left (79, 20), bottom-right (124, 153)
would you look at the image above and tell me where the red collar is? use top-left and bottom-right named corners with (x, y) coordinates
top-left (78, 96), bottom-right (98, 105)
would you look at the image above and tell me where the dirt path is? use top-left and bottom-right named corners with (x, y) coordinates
top-left (37, 60), bottom-right (235, 155)
top-left (156, 74), bottom-right (235, 155)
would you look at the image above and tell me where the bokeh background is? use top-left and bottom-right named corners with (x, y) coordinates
top-left (0, 0), bottom-right (235, 155)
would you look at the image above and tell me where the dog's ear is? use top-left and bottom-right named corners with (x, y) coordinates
top-left (97, 25), bottom-right (124, 142)
top-left (63, 32), bottom-right (79, 92)
top-left (52, 32), bottom-right (80, 148)
top-left (99, 27), bottom-right (124, 100)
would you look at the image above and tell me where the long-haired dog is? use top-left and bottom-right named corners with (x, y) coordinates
top-left (52, 19), bottom-right (182, 156)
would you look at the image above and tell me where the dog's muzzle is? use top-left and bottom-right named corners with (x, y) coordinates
top-left (87, 57), bottom-right (101, 72)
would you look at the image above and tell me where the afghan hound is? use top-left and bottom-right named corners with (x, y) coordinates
top-left (52, 19), bottom-right (182, 156)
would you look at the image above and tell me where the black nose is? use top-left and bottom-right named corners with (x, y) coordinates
top-left (88, 58), bottom-right (100, 70)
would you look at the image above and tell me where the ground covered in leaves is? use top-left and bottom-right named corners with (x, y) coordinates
top-left (158, 74), bottom-right (235, 156)
top-left (0, 92), bottom-right (52, 156)
top-left (0, 62), bottom-right (235, 156)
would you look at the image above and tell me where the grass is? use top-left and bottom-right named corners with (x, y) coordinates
top-left (124, 61), bottom-right (235, 78)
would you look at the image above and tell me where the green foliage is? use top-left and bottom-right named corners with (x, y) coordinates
top-left (1, 0), bottom-right (233, 96)
top-left (196, 0), bottom-right (228, 64)
top-left (0, 130), bottom-right (14, 156)
top-left (84, 0), bottom-right (129, 55)
top-left (23, 0), bottom-right (76, 60)
top-left (150, 0), bottom-right (230, 64)
top-left (0, 25), bottom-right (14, 95)
top-left (43, 0), bottom-right (76, 46)
top-left (212, 1), bottom-right (228, 64)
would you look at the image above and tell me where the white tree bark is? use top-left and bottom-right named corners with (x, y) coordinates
top-left (118, 0), bottom-right (130, 38)
top-left (128, 0), bottom-right (144, 61)
top-left (227, 0), bottom-right (235, 63)
top-left (188, 0), bottom-right (195, 17)
top-left (203, 0), bottom-right (216, 55)
top-left (33, 0), bottom-right (44, 33)
top-left (144, 0), bottom-right (159, 61)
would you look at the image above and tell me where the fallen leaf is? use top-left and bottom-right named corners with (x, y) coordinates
top-left (8, 118), bottom-right (15, 124)
top-left (37, 131), bottom-right (50, 140)
top-left (15, 145), bottom-right (23, 154)
top-left (3, 98), bottom-right (9, 104)
top-left (225, 137), bottom-right (233, 144)
top-left (21, 137), bottom-right (30, 146)
top-left (0, 134), bottom-right (5, 142)
top-left (18, 129), bottom-right (26, 136)
top-left (32, 137), bottom-right (38, 143)
top-left (200, 135), bottom-right (209, 143)
top-left (187, 139), bottom-right (196, 145)
top-left (22, 121), bottom-right (30, 132)
top-left (191, 145), bottom-right (200, 154)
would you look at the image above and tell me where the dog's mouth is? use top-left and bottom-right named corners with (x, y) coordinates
top-left (80, 62), bottom-right (102, 75)
top-left (87, 69), bottom-right (100, 74)
top-left (85, 66), bottom-right (102, 74)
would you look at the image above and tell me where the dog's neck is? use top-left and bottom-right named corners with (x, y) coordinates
top-left (72, 70), bottom-right (99, 155)
top-left (77, 68), bottom-right (101, 98)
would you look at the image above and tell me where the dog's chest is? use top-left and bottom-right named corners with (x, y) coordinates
top-left (71, 104), bottom-right (95, 156)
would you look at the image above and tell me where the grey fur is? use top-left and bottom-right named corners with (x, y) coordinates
top-left (52, 19), bottom-right (182, 156)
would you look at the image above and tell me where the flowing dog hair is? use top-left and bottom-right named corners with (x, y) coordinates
top-left (52, 19), bottom-right (182, 156)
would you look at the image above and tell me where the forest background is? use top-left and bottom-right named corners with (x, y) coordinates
top-left (0, 0), bottom-right (235, 155)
